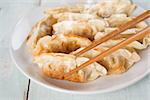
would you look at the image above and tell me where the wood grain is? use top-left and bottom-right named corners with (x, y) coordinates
top-left (0, 4), bottom-right (38, 100)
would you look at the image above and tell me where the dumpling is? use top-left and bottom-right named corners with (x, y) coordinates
top-left (85, 0), bottom-right (116, 17)
top-left (100, 48), bottom-right (140, 74)
top-left (76, 57), bottom-right (107, 81)
top-left (94, 32), bottom-right (107, 40)
top-left (106, 14), bottom-right (132, 27)
top-left (53, 21), bottom-right (93, 39)
top-left (26, 15), bottom-right (57, 50)
top-left (34, 53), bottom-right (107, 82)
top-left (88, 19), bottom-right (109, 34)
top-left (114, 0), bottom-right (136, 15)
top-left (33, 34), bottom-right (92, 56)
top-left (85, 0), bottom-right (136, 17)
top-left (53, 12), bottom-right (98, 22)
top-left (72, 47), bottom-right (140, 74)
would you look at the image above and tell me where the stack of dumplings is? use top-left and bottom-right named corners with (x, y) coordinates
top-left (26, 0), bottom-right (150, 82)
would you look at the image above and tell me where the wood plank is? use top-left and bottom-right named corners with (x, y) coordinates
top-left (0, 4), bottom-right (37, 100)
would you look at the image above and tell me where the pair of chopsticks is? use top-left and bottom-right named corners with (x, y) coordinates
top-left (63, 10), bottom-right (150, 79)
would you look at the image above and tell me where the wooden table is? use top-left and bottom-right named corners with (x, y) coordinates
top-left (0, 0), bottom-right (149, 100)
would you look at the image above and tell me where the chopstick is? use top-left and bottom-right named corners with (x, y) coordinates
top-left (64, 26), bottom-right (150, 79)
top-left (75, 10), bottom-right (150, 56)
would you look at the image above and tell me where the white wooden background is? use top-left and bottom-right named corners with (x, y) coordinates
top-left (0, 0), bottom-right (149, 100)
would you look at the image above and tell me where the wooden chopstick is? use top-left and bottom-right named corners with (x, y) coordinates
top-left (75, 10), bottom-right (150, 56)
top-left (64, 26), bottom-right (150, 78)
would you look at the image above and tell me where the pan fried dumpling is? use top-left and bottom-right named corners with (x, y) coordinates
top-left (34, 53), bottom-right (107, 82)
top-left (32, 36), bottom-right (52, 56)
top-left (53, 18), bottom-right (108, 38)
top-left (54, 13), bottom-right (98, 22)
top-left (76, 57), bottom-right (107, 81)
top-left (94, 32), bottom-right (106, 41)
top-left (34, 53), bottom-right (77, 79)
top-left (86, 0), bottom-right (116, 17)
top-left (101, 48), bottom-right (140, 74)
top-left (106, 14), bottom-right (132, 27)
top-left (26, 15), bottom-right (57, 50)
top-left (53, 21), bottom-right (93, 39)
top-left (33, 34), bottom-right (92, 56)
top-left (72, 47), bottom-right (126, 74)
top-left (88, 19), bottom-right (109, 34)
top-left (72, 47), bottom-right (140, 74)
top-left (124, 48), bottom-right (141, 68)
top-left (114, 0), bottom-right (136, 15)
top-left (100, 54), bottom-right (127, 74)
top-left (85, 0), bottom-right (136, 17)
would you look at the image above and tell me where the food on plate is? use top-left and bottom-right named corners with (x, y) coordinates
top-left (53, 21), bottom-right (94, 39)
top-left (71, 47), bottom-right (140, 74)
top-left (85, 0), bottom-right (136, 17)
top-left (26, 15), bottom-right (57, 50)
top-left (32, 34), bottom-right (92, 56)
top-left (34, 53), bottom-right (107, 82)
top-left (26, 0), bottom-right (150, 82)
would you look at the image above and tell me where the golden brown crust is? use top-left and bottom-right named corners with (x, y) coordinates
top-left (26, 15), bottom-right (57, 51)
top-left (34, 53), bottom-right (107, 82)
top-left (41, 57), bottom-right (85, 82)
top-left (33, 34), bottom-right (92, 56)
top-left (42, 64), bottom-right (65, 79)
top-left (65, 73), bottom-right (85, 82)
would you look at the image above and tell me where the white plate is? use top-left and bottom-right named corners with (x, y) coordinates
top-left (10, 1), bottom-right (150, 94)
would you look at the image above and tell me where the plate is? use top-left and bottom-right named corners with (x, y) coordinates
top-left (10, 1), bottom-right (150, 94)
